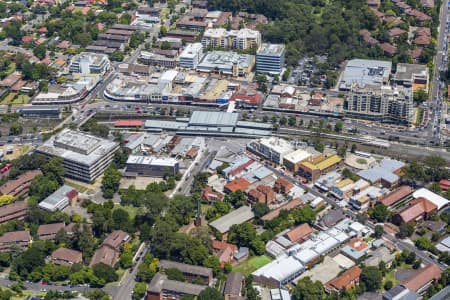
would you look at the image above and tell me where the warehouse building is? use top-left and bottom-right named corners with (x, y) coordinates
top-left (36, 129), bottom-right (119, 182)
top-left (125, 155), bottom-right (179, 177)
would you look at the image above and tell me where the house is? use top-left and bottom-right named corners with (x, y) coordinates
top-left (234, 247), bottom-right (249, 263)
top-left (380, 43), bottom-right (397, 56)
top-left (51, 247), bottom-right (83, 266)
top-left (320, 208), bottom-right (346, 228)
top-left (89, 230), bottom-right (130, 267)
top-left (212, 240), bottom-right (238, 267)
top-left (147, 273), bottom-right (206, 300)
top-left (274, 177), bottom-right (293, 194)
top-left (223, 272), bottom-right (245, 300)
top-left (201, 187), bottom-right (223, 203)
top-left (261, 198), bottom-right (303, 222)
top-left (248, 189), bottom-right (265, 204)
top-left (325, 266), bottom-right (362, 293)
top-left (393, 197), bottom-right (437, 224)
top-left (439, 179), bottom-right (450, 190)
top-left (224, 178), bottom-right (250, 193)
top-left (257, 185), bottom-right (276, 204)
top-left (341, 239), bottom-right (370, 261)
top-left (364, 246), bottom-right (396, 268)
top-left (402, 264), bottom-right (441, 294)
top-left (0, 230), bottom-right (31, 252)
top-left (285, 223), bottom-right (313, 243)
top-left (37, 223), bottom-right (65, 240)
top-left (159, 260), bottom-right (213, 285)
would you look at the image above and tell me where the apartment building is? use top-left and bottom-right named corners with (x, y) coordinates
top-left (202, 28), bottom-right (261, 50)
top-left (345, 85), bottom-right (414, 124)
top-left (0, 169), bottom-right (42, 198)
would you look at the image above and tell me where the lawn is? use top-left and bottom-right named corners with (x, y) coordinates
top-left (64, 179), bottom-right (89, 193)
top-left (11, 94), bottom-right (29, 105)
top-left (114, 204), bottom-right (143, 220)
top-left (232, 255), bottom-right (272, 276)
top-left (2, 92), bottom-right (16, 105)
top-left (383, 269), bottom-right (398, 288)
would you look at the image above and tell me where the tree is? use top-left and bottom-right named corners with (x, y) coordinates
top-left (86, 289), bottom-right (110, 300)
top-left (33, 44), bottom-right (46, 60)
top-left (228, 223), bottom-right (256, 248)
top-left (41, 157), bottom-right (65, 185)
top-left (350, 143), bottom-right (357, 153)
top-left (9, 122), bottom-right (22, 136)
top-left (397, 223), bottom-right (415, 239)
top-left (384, 280), bottom-right (393, 290)
top-left (415, 236), bottom-right (433, 251)
top-left (368, 204), bottom-right (390, 222)
top-left (160, 25), bottom-right (167, 36)
top-left (165, 268), bottom-right (185, 281)
top-left (92, 263), bottom-right (118, 283)
top-left (334, 121), bottom-right (343, 132)
top-left (360, 266), bottom-right (382, 291)
top-left (288, 116), bottom-right (297, 127)
top-left (374, 225), bottom-right (384, 239)
top-left (12, 246), bottom-right (46, 278)
top-left (293, 277), bottom-right (324, 300)
top-left (413, 88), bottom-right (427, 103)
top-left (203, 256), bottom-right (220, 275)
top-left (252, 203), bottom-right (270, 219)
top-left (101, 167), bottom-right (121, 199)
top-left (314, 143), bottom-right (324, 153)
top-left (112, 208), bottom-right (130, 231)
top-left (132, 282), bottom-right (147, 300)
top-left (198, 287), bottom-right (224, 300)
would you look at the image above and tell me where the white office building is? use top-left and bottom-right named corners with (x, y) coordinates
top-left (179, 43), bottom-right (204, 69)
top-left (247, 137), bottom-right (294, 164)
top-left (36, 129), bottom-right (119, 182)
top-left (69, 52), bottom-right (111, 75)
top-left (256, 43), bottom-right (286, 75)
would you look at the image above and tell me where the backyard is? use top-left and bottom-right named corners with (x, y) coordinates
top-left (232, 255), bottom-right (272, 276)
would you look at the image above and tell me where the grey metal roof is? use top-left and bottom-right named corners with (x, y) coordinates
top-left (209, 206), bottom-right (255, 234)
top-left (189, 111), bottom-right (239, 127)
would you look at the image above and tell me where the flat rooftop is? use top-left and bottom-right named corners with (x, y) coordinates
top-left (189, 111), bottom-right (239, 127)
top-left (257, 43), bottom-right (285, 56)
top-left (37, 129), bottom-right (119, 167)
top-left (340, 59), bottom-right (392, 89)
top-left (126, 155), bottom-right (178, 167)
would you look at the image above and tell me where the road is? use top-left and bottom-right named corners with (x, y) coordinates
top-left (428, 0), bottom-right (449, 146)
top-left (109, 245), bottom-right (149, 300)
top-left (247, 151), bottom-right (447, 270)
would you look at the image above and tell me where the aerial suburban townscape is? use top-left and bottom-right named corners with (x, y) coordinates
top-left (0, 0), bottom-right (448, 300)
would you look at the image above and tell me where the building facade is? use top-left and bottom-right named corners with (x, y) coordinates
top-left (256, 44), bottom-right (286, 75)
top-left (69, 52), bottom-right (110, 75)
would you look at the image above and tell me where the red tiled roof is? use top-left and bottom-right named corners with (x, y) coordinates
top-left (261, 198), bottom-right (303, 221)
top-left (224, 178), bottom-right (250, 193)
top-left (114, 120), bottom-right (143, 127)
top-left (379, 185), bottom-right (413, 206)
top-left (403, 264), bottom-right (441, 292)
top-left (286, 223), bottom-right (313, 242)
top-left (38, 27), bottom-right (48, 34)
top-left (388, 27), bottom-right (406, 37)
top-left (326, 266), bottom-right (362, 291)
top-left (380, 43), bottom-right (397, 55)
top-left (22, 36), bottom-right (33, 43)
top-left (212, 240), bottom-right (238, 252)
top-left (399, 197), bottom-right (437, 223)
top-left (230, 92), bottom-right (263, 106)
top-left (439, 179), bottom-right (450, 190)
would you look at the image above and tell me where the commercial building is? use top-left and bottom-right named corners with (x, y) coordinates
top-left (0, 230), bottom-right (31, 252)
top-left (412, 188), bottom-right (450, 210)
top-left (339, 59), bottom-right (392, 90)
top-left (51, 247), bottom-right (83, 266)
top-left (18, 107), bottom-right (61, 119)
top-left (357, 159), bottom-right (405, 188)
top-left (394, 63), bottom-right (429, 92)
top-left (283, 149), bottom-right (312, 173)
top-left (253, 255), bottom-right (305, 287)
top-left (209, 206), bottom-right (255, 237)
top-left (125, 155), bottom-right (179, 177)
top-left (0, 170), bottom-right (42, 197)
top-left (36, 129), bottom-right (119, 182)
top-left (202, 28), bottom-right (261, 50)
top-left (159, 260), bottom-right (213, 285)
top-left (256, 44), bottom-right (286, 75)
top-left (0, 201), bottom-right (28, 224)
top-left (247, 137), bottom-right (294, 164)
top-left (139, 51), bottom-right (176, 68)
top-left (298, 154), bottom-right (343, 182)
top-left (196, 51), bottom-right (255, 77)
top-left (38, 185), bottom-right (78, 212)
top-left (147, 273), bottom-right (206, 300)
top-left (69, 52), bottom-right (110, 75)
top-left (179, 43), bottom-right (203, 69)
